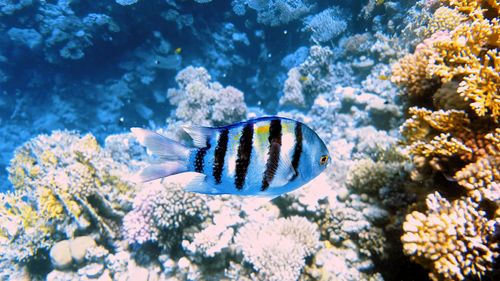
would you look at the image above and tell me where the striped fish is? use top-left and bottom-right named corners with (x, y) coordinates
top-left (131, 116), bottom-right (330, 197)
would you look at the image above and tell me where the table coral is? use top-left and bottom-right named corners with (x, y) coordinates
top-left (402, 192), bottom-right (500, 281)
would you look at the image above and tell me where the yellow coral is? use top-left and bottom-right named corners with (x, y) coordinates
top-left (429, 7), bottom-right (467, 33)
top-left (391, 42), bottom-right (440, 102)
top-left (401, 107), bottom-right (471, 144)
top-left (485, 128), bottom-right (500, 153)
top-left (455, 156), bottom-right (500, 201)
top-left (6, 130), bottom-right (137, 239)
top-left (409, 133), bottom-right (472, 158)
top-left (427, 4), bottom-right (500, 120)
top-left (402, 192), bottom-right (500, 281)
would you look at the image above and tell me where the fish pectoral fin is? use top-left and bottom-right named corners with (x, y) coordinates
top-left (269, 148), bottom-right (297, 187)
top-left (183, 173), bottom-right (222, 195)
top-left (181, 125), bottom-right (216, 148)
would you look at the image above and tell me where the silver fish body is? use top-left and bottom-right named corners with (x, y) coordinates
top-left (132, 116), bottom-right (330, 197)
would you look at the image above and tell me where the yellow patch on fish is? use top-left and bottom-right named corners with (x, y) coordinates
top-left (282, 123), bottom-right (294, 134)
top-left (299, 76), bottom-right (309, 82)
top-left (254, 125), bottom-right (270, 156)
top-left (255, 125), bottom-right (270, 135)
top-left (174, 48), bottom-right (182, 54)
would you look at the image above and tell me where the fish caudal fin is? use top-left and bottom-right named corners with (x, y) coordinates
top-left (131, 128), bottom-right (191, 182)
top-left (131, 128), bottom-right (190, 161)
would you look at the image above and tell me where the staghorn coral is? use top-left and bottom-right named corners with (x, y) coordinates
top-left (167, 66), bottom-right (247, 126)
top-left (6, 130), bottom-right (136, 239)
top-left (402, 192), bottom-right (500, 281)
top-left (234, 216), bottom-right (320, 281)
top-left (186, 223), bottom-right (234, 257)
top-left (244, 0), bottom-right (312, 26)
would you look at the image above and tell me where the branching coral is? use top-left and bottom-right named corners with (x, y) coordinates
top-left (390, 34), bottom-right (442, 105)
top-left (280, 46), bottom-right (335, 108)
top-left (394, 1), bottom-right (500, 278)
top-left (234, 216), bottom-right (320, 281)
top-left (122, 181), bottom-right (211, 246)
top-left (402, 192), bottom-right (500, 281)
top-left (6, 130), bottom-right (136, 239)
top-left (167, 66), bottom-right (247, 126)
top-left (0, 191), bottom-right (52, 263)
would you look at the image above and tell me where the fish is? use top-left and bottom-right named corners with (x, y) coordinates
top-left (131, 116), bottom-right (330, 197)
top-left (174, 47), bottom-right (182, 54)
top-left (299, 76), bottom-right (309, 82)
top-left (377, 75), bottom-right (389, 80)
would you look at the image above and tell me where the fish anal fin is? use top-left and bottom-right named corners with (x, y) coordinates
top-left (183, 173), bottom-right (222, 195)
top-left (182, 125), bottom-right (216, 148)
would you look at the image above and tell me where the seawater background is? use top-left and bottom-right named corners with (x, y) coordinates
top-left (0, 0), bottom-right (415, 191)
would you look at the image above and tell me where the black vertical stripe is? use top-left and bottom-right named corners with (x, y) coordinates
top-left (213, 129), bottom-right (229, 184)
top-left (291, 122), bottom-right (302, 180)
top-left (235, 123), bottom-right (254, 190)
top-left (194, 140), bottom-right (211, 173)
top-left (194, 148), bottom-right (207, 173)
top-left (261, 119), bottom-right (282, 191)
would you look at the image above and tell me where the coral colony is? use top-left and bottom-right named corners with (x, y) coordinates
top-left (0, 0), bottom-right (499, 281)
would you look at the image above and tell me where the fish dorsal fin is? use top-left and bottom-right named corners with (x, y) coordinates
top-left (182, 125), bottom-right (215, 148)
top-left (269, 146), bottom-right (297, 187)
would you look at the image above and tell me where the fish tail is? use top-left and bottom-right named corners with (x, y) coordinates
top-left (131, 128), bottom-right (191, 182)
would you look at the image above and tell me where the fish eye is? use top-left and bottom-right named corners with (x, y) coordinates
top-left (319, 155), bottom-right (329, 165)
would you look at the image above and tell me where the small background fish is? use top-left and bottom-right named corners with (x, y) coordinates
top-left (132, 116), bottom-right (330, 197)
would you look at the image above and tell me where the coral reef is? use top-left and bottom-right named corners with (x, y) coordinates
top-left (303, 8), bottom-right (348, 44)
top-left (0, 0), bottom-right (454, 280)
top-left (0, 130), bottom-right (137, 277)
top-left (167, 66), bottom-right (248, 126)
top-left (7, 130), bottom-right (135, 238)
top-left (234, 216), bottom-right (320, 281)
top-left (393, 0), bottom-right (500, 279)
top-left (402, 192), bottom-right (500, 281)
top-left (122, 180), bottom-right (211, 246)
top-left (280, 45), bottom-right (335, 108)
top-left (243, 0), bottom-right (312, 26)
